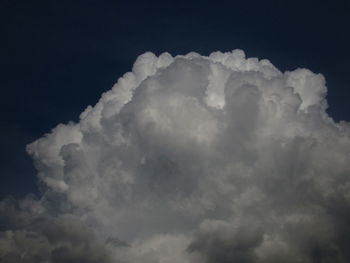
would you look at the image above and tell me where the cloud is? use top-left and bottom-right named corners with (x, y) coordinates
top-left (1, 50), bottom-right (350, 262)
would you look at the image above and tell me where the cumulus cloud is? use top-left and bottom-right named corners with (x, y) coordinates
top-left (1, 50), bottom-right (350, 262)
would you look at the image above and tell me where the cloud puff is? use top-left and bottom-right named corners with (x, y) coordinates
top-left (1, 50), bottom-right (350, 262)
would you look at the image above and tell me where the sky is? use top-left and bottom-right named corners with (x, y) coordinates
top-left (1, 0), bottom-right (350, 198)
top-left (1, 1), bottom-right (350, 262)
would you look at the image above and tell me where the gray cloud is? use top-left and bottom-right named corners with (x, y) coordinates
top-left (1, 50), bottom-right (350, 262)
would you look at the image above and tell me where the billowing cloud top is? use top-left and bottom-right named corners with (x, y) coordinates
top-left (1, 50), bottom-right (350, 263)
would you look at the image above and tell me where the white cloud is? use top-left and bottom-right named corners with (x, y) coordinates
top-left (1, 50), bottom-right (350, 262)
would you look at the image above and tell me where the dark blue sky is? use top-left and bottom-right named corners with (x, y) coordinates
top-left (1, 0), bottom-right (350, 198)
